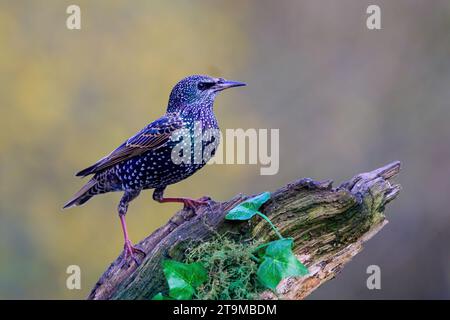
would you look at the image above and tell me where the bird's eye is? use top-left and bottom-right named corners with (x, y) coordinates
top-left (197, 82), bottom-right (215, 91)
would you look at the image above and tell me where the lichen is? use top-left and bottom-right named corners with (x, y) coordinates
top-left (183, 233), bottom-right (264, 300)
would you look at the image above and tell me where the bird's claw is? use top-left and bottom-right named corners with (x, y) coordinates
top-left (182, 197), bottom-right (211, 213)
top-left (123, 240), bottom-right (146, 265)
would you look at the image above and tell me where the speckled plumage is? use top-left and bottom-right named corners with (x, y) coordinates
top-left (64, 75), bottom-right (245, 261)
top-left (112, 114), bottom-right (218, 191)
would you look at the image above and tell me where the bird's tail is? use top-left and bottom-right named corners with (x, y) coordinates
top-left (63, 178), bottom-right (98, 209)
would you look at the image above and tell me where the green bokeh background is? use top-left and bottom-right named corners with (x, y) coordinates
top-left (1, 0), bottom-right (449, 299)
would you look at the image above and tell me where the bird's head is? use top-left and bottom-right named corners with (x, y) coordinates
top-left (167, 75), bottom-right (246, 113)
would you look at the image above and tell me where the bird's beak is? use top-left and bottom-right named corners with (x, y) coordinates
top-left (213, 78), bottom-right (246, 92)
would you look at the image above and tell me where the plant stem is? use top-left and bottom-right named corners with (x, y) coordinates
top-left (253, 242), bottom-right (271, 253)
top-left (250, 254), bottom-right (261, 263)
top-left (256, 211), bottom-right (284, 239)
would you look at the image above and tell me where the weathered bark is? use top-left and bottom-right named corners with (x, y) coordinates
top-left (88, 161), bottom-right (401, 300)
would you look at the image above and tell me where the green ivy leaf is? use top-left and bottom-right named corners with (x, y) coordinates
top-left (225, 192), bottom-right (271, 220)
top-left (151, 292), bottom-right (172, 300)
top-left (257, 238), bottom-right (308, 290)
top-left (162, 260), bottom-right (207, 300)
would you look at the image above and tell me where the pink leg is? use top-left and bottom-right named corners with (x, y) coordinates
top-left (157, 196), bottom-right (209, 208)
top-left (119, 215), bottom-right (144, 264)
top-left (153, 188), bottom-right (210, 212)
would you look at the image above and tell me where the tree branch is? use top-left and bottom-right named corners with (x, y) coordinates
top-left (88, 161), bottom-right (401, 300)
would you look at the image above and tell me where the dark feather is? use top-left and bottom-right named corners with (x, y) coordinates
top-left (75, 113), bottom-right (183, 177)
top-left (63, 178), bottom-right (98, 208)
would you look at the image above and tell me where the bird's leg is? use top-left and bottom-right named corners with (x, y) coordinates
top-left (118, 190), bottom-right (145, 264)
top-left (152, 187), bottom-right (210, 211)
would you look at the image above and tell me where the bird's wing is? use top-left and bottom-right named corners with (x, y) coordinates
top-left (76, 113), bottom-right (184, 177)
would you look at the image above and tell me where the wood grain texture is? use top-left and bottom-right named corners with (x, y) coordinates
top-left (88, 161), bottom-right (401, 300)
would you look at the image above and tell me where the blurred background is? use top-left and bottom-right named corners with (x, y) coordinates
top-left (1, 0), bottom-right (449, 299)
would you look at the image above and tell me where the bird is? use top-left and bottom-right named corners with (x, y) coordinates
top-left (63, 75), bottom-right (246, 263)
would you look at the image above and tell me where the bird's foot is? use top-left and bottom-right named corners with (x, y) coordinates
top-left (155, 194), bottom-right (212, 213)
top-left (123, 240), bottom-right (146, 265)
top-left (182, 196), bottom-right (211, 212)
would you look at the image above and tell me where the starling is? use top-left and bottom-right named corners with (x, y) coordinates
top-left (64, 75), bottom-right (246, 262)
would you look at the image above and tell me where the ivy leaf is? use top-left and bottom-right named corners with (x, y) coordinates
top-left (151, 292), bottom-right (172, 300)
top-left (162, 260), bottom-right (207, 300)
top-left (257, 238), bottom-right (309, 290)
top-left (225, 192), bottom-right (271, 220)
top-left (225, 202), bottom-right (259, 220)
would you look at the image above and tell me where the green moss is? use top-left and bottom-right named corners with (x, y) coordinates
top-left (183, 234), bottom-right (263, 300)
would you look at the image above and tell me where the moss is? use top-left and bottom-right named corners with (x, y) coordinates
top-left (183, 233), bottom-right (264, 300)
